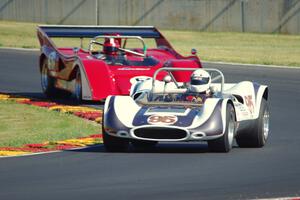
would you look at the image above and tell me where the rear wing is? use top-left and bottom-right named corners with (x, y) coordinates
top-left (37, 25), bottom-right (182, 59)
top-left (38, 25), bottom-right (162, 38)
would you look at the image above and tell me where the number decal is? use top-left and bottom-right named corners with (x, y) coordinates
top-left (147, 115), bottom-right (178, 125)
top-left (244, 95), bottom-right (254, 114)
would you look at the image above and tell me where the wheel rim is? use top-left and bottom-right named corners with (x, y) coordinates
top-left (263, 108), bottom-right (270, 141)
top-left (228, 114), bottom-right (235, 148)
top-left (75, 71), bottom-right (82, 100)
top-left (41, 64), bottom-right (48, 92)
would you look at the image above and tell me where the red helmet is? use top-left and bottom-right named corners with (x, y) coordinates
top-left (103, 37), bottom-right (121, 55)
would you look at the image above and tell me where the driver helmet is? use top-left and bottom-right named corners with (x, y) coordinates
top-left (189, 69), bottom-right (211, 93)
top-left (103, 37), bottom-right (120, 55)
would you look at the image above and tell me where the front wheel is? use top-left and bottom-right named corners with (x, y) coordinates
top-left (102, 118), bottom-right (129, 152)
top-left (131, 140), bottom-right (158, 151)
top-left (208, 103), bottom-right (236, 152)
top-left (236, 99), bottom-right (269, 148)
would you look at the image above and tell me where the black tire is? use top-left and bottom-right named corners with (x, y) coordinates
top-left (74, 69), bottom-right (82, 103)
top-left (41, 58), bottom-right (59, 97)
top-left (208, 103), bottom-right (236, 153)
top-left (236, 99), bottom-right (269, 148)
top-left (102, 124), bottom-right (129, 152)
top-left (131, 140), bottom-right (158, 151)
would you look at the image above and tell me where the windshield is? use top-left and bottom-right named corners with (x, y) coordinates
top-left (135, 91), bottom-right (205, 107)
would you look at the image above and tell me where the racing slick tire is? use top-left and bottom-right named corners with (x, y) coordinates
top-left (102, 121), bottom-right (129, 152)
top-left (208, 103), bottom-right (236, 153)
top-left (236, 99), bottom-right (269, 148)
top-left (131, 140), bottom-right (158, 151)
top-left (41, 58), bottom-right (60, 97)
top-left (74, 69), bottom-right (82, 103)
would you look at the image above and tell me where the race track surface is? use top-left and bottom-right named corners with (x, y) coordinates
top-left (0, 49), bottom-right (300, 200)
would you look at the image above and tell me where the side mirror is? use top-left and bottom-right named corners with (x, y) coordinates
top-left (73, 47), bottom-right (80, 55)
top-left (191, 48), bottom-right (197, 55)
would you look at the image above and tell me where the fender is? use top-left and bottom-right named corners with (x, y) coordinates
top-left (189, 98), bottom-right (220, 129)
top-left (221, 98), bottom-right (235, 133)
top-left (73, 59), bottom-right (93, 100)
top-left (103, 96), bottom-right (129, 136)
top-left (103, 96), bottom-right (140, 136)
top-left (189, 98), bottom-right (233, 137)
top-left (78, 59), bottom-right (117, 100)
top-left (104, 95), bottom-right (112, 114)
top-left (113, 96), bottom-right (141, 127)
top-left (253, 84), bottom-right (268, 119)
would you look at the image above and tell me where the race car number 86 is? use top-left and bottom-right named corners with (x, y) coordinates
top-left (147, 115), bottom-right (178, 125)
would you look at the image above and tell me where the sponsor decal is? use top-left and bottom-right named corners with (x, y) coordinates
top-left (244, 95), bottom-right (254, 114)
top-left (147, 115), bottom-right (178, 125)
top-left (235, 104), bottom-right (248, 115)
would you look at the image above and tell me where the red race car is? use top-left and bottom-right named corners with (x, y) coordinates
top-left (37, 25), bottom-right (202, 102)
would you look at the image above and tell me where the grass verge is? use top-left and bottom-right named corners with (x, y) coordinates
top-left (0, 20), bottom-right (300, 66)
top-left (0, 101), bottom-right (99, 147)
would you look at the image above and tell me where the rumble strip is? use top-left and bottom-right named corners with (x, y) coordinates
top-left (0, 93), bottom-right (103, 157)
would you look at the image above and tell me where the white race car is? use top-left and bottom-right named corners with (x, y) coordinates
top-left (102, 67), bottom-right (269, 152)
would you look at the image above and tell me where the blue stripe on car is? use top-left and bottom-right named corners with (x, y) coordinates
top-left (132, 106), bottom-right (200, 127)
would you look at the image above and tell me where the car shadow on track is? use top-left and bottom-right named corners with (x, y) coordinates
top-left (70, 143), bottom-right (240, 154)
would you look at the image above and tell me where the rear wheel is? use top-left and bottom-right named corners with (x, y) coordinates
top-left (236, 99), bottom-right (269, 148)
top-left (41, 59), bottom-right (58, 97)
top-left (208, 103), bottom-right (236, 152)
top-left (74, 69), bottom-right (82, 103)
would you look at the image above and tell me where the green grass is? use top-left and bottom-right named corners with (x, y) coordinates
top-left (0, 101), bottom-right (99, 147)
top-left (163, 31), bottom-right (300, 66)
top-left (0, 21), bottom-right (38, 49)
top-left (0, 20), bottom-right (300, 66)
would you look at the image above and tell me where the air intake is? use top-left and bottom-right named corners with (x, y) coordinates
top-left (133, 127), bottom-right (187, 140)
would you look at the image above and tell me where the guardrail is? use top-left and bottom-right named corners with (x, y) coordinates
top-left (0, 0), bottom-right (299, 34)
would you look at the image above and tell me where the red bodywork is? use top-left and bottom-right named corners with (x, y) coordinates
top-left (37, 26), bottom-right (202, 101)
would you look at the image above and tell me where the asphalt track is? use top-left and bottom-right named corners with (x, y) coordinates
top-left (0, 49), bottom-right (300, 200)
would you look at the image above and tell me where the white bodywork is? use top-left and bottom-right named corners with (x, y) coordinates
top-left (130, 77), bottom-right (267, 121)
top-left (103, 68), bottom-right (268, 142)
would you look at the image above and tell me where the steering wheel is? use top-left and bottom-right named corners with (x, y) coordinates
top-left (88, 40), bottom-right (145, 57)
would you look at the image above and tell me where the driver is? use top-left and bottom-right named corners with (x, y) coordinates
top-left (103, 37), bottom-right (121, 56)
top-left (180, 69), bottom-right (212, 103)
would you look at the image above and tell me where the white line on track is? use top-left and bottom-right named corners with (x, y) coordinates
top-left (203, 61), bottom-right (300, 69)
top-left (0, 47), bottom-right (39, 51)
top-left (254, 197), bottom-right (300, 200)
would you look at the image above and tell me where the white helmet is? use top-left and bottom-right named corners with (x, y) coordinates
top-left (189, 69), bottom-right (211, 93)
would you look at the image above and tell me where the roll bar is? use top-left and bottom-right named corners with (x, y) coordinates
top-left (152, 67), bottom-right (225, 93)
top-left (88, 35), bottom-right (147, 57)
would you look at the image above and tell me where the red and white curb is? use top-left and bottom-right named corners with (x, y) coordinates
top-left (0, 93), bottom-right (103, 157)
